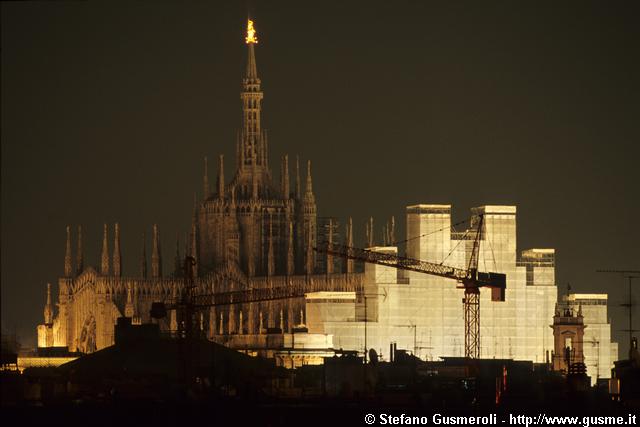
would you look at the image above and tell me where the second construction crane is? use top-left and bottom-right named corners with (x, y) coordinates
top-left (315, 214), bottom-right (506, 359)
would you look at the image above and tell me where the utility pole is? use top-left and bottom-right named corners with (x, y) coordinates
top-left (596, 269), bottom-right (640, 357)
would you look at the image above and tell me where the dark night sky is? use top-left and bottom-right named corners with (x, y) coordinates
top-left (2, 1), bottom-right (639, 355)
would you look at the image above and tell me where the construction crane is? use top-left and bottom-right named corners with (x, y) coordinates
top-left (153, 214), bottom-right (504, 360)
top-left (314, 213), bottom-right (506, 359)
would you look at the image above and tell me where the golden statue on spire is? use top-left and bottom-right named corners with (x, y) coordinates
top-left (245, 19), bottom-right (258, 44)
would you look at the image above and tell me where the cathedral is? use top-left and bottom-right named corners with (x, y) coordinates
top-left (37, 20), bottom-right (362, 354)
top-left (36, 21), bottom-right (618, 381)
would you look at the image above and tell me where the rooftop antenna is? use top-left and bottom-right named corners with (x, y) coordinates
top-left (596, 269), bottom-right (640, 358)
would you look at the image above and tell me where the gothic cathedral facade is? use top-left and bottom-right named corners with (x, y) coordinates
top-left (37, 21), bottom-right (361, 354)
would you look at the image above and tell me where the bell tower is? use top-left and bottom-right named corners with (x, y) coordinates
top-left (551, 300), bottom-right (586, 373)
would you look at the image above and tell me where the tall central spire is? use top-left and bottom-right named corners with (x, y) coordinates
top-left (245, 20), bottom-right (258, 80)
top-left (240, 19), bottom-right (265, 171)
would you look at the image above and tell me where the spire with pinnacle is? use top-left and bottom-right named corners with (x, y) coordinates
top-left (366, 217), bottom-right (374, 248)
top-left (152, 224), bottom-right (162, 278)
top-left (245, 19), bottom-right (258, 78)
top-left (283, 155), bottom-right (290, 199)
top-left (44, 283), bottom-right (53, 325)
top-left (217, 154), bottom-right (225, 199)
top-left (113, 223), bottom-right (122, 277)
top-left (76, 225), bottom-right (84, 275)
top-left (390, 216), bottom-right (396, 245)
top-left (101, 224), bottom-right (110, 275)
top-left (345, 217), bottom-right (354, 273)
top-left (304, 160), bottom-right (315, 203)
top-left (240, 19), bottom-right (264, 170)
top-left (300, 160), bottom-right (317, 274)
top-left (64, 226), bottom-right (73, 277)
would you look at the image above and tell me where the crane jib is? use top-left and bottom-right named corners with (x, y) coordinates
top-left (317, 243), bottom-right (506, 302)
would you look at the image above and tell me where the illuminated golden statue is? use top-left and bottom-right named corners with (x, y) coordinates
top-left (245, 19), bottom-right (258, 44)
